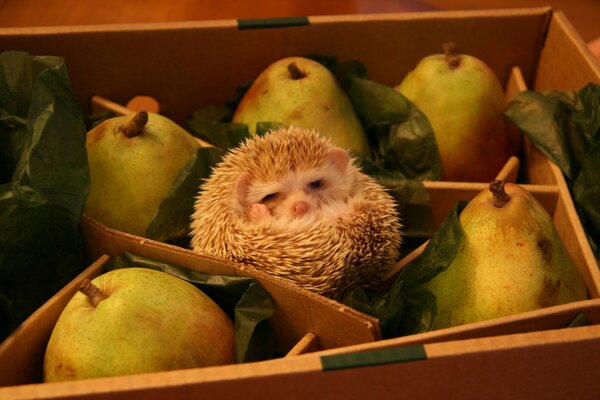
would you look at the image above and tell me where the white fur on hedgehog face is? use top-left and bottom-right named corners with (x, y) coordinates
top-left (234, 147), bottom-right (356, 229)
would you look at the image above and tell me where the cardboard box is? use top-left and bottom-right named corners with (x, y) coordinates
top-left (1, 6), bottom-right (600, 399)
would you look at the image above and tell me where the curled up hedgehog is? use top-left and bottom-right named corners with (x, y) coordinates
top-left (189, 126), bottom-right (402, 300)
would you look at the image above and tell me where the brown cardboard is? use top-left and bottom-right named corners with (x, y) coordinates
top-left (535, 12), bottom-right (600, 91)
top-left (0, 7), bottom-right (600, 399)
top-left (0, 8), bottom-right (553, 126)
top-left (2, 300), bottom-right (599, 400)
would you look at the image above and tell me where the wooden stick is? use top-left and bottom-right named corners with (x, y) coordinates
top-left (91, 95), bottom-right (133, 116)
top-left (495, 156), bottom-right (520, 183)
top-left (285, 332), bottom-right (320, 357)
top-left (382, 240), bottom-right (429, 285)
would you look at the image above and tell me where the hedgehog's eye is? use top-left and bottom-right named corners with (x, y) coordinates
top-left (308, 180), bottom-right (322, 189)
top-left (260, 193), bottom-right (278, 202)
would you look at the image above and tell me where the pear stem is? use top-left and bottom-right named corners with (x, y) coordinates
top-left (79, 278), bottom-right (107, 307)
top-left (490, 180), bottom-right (511, 208)
top-left (288, 62), bottom-right (306, 80)
top-left (120, 111), bottom-right (148, 138)
top-left (443, 42), bottom-right (460, 68)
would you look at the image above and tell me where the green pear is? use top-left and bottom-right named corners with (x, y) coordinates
top-left (44, 267), bottom-right (235, 382)
top-left (425, 180), bottom-right (588, 330)
top-left (232, 56), bottom-right (371, 156)
top-left (85, 111), bottom-right (199, 236)
top-left (396, 43), bottom-right (519, 182)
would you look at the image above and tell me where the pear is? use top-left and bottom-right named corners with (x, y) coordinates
top-left (396, 42), bottom-right (519, 182)
top-left (85, 111), bottom-right (199, 236)
top-left (232, 56), bottom-right (371, 156)
top-left (425, 180), bottom-right (588, 330)
top-left (44, 267), bottom-right (235, 381)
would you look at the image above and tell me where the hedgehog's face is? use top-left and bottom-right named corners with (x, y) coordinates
top-left (235, 147), bottom-right (355, 221)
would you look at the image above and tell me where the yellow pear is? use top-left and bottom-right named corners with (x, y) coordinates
top-left (44, 268), bottom-right (235, 381)
top-left (85, 111), bottom-right (199, 236)
top-left (425, 180), bottom-right (588, 329)
top-left (232, 56), bottom-right (370, 156)
top-left (396, 43), bottom-right (520, 182)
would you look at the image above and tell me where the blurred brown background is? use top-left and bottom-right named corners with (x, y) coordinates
top-left (0, 0), bottom-right (598, 55)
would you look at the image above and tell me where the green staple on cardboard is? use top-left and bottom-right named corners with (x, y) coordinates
top-left (320, 345), bottom-right (428, 371)
top-left (237, 16), bottom-right (310, 30)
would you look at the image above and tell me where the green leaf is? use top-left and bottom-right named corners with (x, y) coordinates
top-left (571, 85), bottom-right (600, 260)
top-left (505, 83), bottom-right (600, 262)
top-left (256, 121), bottom-right (283, 135)
top-left (342, 75), bottom-right (441, 242)
top-left (84, 110), bottom-right (116, 131)
top-left (0, 51), bottom-right (89, 340)
top-left (505, 90), bottom-right (584, 183)
top-left (233, 281), bottom-right (277, 362)
top-left (573, 138), bottom-right (600, 257)
top-left (187, 107), bottom-right (250, 150)
top-left (147, 146), bottom-right (225, 247)
top-left (358, 160), bottom-right (435, 241)
top-left (106, 252), bottom-right (277, 363)
top-left (342, 201), bottom-right (467, 338)
top-left (307, 54), bottom-right (368, 88)
top-left (347, 77), bottom-right (441, 181)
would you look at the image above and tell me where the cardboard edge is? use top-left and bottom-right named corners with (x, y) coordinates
top-left (310, 7), bottom-right (553, 25)
top-left (0, 7), bottom-right (554, 38)
top-left (0, 19), bottom-right (238, 36)
top-left (2, 321), bottom-right (598, 400)
top-left (0, 7), bottom-right (555, 38)
top-left (547, 162), bottom-right (600, 297)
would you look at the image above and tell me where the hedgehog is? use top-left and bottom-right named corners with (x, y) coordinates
top-left (189, 126), bottom-right (402, 300)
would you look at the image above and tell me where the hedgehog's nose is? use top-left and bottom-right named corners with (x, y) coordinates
top-left (292, 201), bottom-right (310, 217)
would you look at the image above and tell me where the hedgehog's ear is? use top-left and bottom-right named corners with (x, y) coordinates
top-left (326, 148), bottom-right (350, 174)
top-left (235, 171), bottom-right (252, 207)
